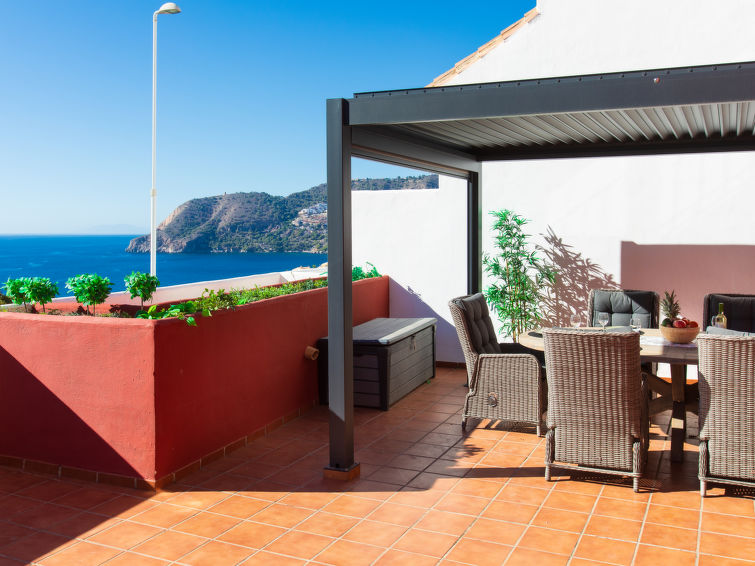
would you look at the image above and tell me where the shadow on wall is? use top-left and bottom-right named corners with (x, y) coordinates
top-left (621, 242), bottom-right (755, 325)
top-left (538, 227), bottom-right (617, 326)
top-left (389, 279), bottom-right (463, 363)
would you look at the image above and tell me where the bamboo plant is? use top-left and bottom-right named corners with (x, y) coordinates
top-left (483, 209), bottom-right (555, 342)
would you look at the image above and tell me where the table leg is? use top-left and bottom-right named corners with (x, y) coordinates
top-left (670, 363), bottom-right (686, 462)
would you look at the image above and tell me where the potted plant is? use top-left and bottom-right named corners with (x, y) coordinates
top-left (124, 271), bottom-right (160, 309)
top-left (484, 209), bottom-right (555, 342)
top-left (65, 274), bottom-right (113, 315)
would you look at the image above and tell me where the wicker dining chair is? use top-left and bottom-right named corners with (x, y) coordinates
top-left (543, 328), bottom-right (648, 492)
top-left (588, 289), bottom-right (659, 328)
top-left (449, 294), bottom-right (545, 435)
top-left (697, 333), bottom-right (755, 496)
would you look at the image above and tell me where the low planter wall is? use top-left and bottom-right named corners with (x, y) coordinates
top-left (0, 276), bottom-right (389, 487)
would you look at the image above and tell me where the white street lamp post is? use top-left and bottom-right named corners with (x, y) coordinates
top-left (151, 2), bottom-right (181, 276)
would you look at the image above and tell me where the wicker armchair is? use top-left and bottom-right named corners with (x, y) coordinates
top-left (449, 294), bottom-right (545, 435)
top-left (543, 328), bottom-right (648, 492)
top-left (588, 289), bottom-right (659, 328)
top-left (697, 333), bottom-right (755, 496)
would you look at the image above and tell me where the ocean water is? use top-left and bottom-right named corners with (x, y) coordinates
top-left (0, 235), bottom-right (327, 296)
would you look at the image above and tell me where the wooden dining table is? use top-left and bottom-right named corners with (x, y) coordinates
top-left (519, 328), bottom-right (698, 462)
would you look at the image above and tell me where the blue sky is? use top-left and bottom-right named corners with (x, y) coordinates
top-left (0, 0), bottom-right (534, 234)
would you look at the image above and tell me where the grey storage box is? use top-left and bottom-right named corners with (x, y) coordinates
top-left (317, 317), bottom-right (437, 410)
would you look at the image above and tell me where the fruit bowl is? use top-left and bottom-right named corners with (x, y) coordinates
top-left (660, 325), bottom-right (700, 344)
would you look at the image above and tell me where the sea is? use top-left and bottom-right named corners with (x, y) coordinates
top-left (0, 235), bottom-right (327, 297)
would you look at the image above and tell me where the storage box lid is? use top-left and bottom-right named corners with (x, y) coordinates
top-left (354, 317), bottom-right (436, 345)
top-left (321, 317), bottom-right (436, 346)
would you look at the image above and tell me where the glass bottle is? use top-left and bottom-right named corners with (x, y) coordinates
top-left (713, 302), bottom-right (728, 328)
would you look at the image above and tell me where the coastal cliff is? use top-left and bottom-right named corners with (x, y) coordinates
top-left (126, 175), bottom-right (437, 254)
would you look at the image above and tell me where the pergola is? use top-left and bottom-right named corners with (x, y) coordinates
top-left (324, 61), bottom-right (755, 476)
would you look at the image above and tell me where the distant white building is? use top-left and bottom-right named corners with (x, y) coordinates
top-left (352, 0), bottom-right (755, 362)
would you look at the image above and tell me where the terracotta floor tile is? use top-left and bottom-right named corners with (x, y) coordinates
top-left (367, 502), bottom-right (426, 526)
top-left (700, 531), bottom-right (755, 561)
top-left (49, 511), bottom-right (120, 539)
top-left (0, 521), bottom-right (36, 547)
top-left (373, 549), bottom-right (438, 566)
top-left (9, 503), bottom-right (79, 530)
top-left (446, 538), bottom-right (512, 566)
top-left (645, 503), bottom-right (700, 529)
top-left (264, 530), bottom-right (333, 559)
top-left (180, 540), bottom-right (254, 565)
top-left (89, 495), bottom-right (158, 519)
top-left (698, 555), bottom-right (755, 566)
top-left (496, 484), bottom-right (551, 506)
top-left (368, 467), bottom-right (420, 486)
top-left (103, 552), bottom-right (170, 565)
top-left (88, 521), bottom-right (162, 549)
top-left (424, 460), bottom-right (471, 477)
top-left (593, 497), bottom-right (648, 521)
top-left (634, 544), bottom-right (697, 565)
top-left (543, 490), bottom-right (597, 513)
top-left (322, 494), bottom-right (382, 518)
top-left (388, 454), bottom-right (436, 472)
top-left (0, 531), bottom-right (74, 563)
top-left (574, 535), bottom-right (636, 565)
top-left (278, 491), bottom-right (337, 510)
top-left (531, 507), bottom-right (590, 533)
top-left (504, 547), bottom-right (569, 566)
top-left (128, 503), bottom-right (197, 528)
top-left (641, 521), bottom-right (698, 551)
top-left (415, 509), bottom-right (475, 535)
top-left (0, 495), bottom-right (41, 516)
top-left (37, 541), bottom-right (121, 565)
top-left (465, 517), bottom-right (525, 546)
top-left (240, 550), bottom-right (306, 565)
top-left (388, 489), bottom-right (444, 508)
top-left (343, 519), bottom-right (406, 546)
top-left (479, 451), bottom-right (528, 469)
top-left (651, 489), bottom-right (702, 510)
top-left (393, 528), bottom-right (457, 557)
top-left (313, 539), bottom-right (384, 566)
top-left (703, 495), bottom-right (755, 517)
top-left (584, 515), bottom-right (643, 541)
top-left (250, 503), bottom-right (313, 528)
top-left (207, 495), bottom-right (270, 518)
top-left (702, 511), bottom-right (755, 537)
top-left (435, 493), bottom-right (489, 515)
top-left (172, 511), bottom-right (241, 538)
top-left (162, 490), bottom-right (229, 510)
top-left (50, 487), bottom-right (118, 510)
top-left (519, 526), bottom-right (580, 555)
top-left (218, 521), bottom-right (287, 548)
top-left (296, 512), bottom-right (359, 537)
top-left (407, 472), bottom-right (460, 491)
top-left (16, 480), bottom-right (78, 502)
top-left (601, 483), bottom-right (651, 502)
top-left (482, 500), bottom-right (539, 524)
top-left (131, 530), bottom-right (206, 560)
top-left (451, 478), bottom-right (502, 499)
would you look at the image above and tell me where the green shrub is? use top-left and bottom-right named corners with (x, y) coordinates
top-left (24, 277), bottom-right (59, 313)
top-left (352, 262), bottom-right (381, 281)
top-left (4, 277), bottom-right (32, 310)
top-left (124, 271), bottom-right (160, 309)
top-left (65, 274), bottom-right (113, 315)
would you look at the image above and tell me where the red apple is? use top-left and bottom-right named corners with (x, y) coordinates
top-left (673, 319), bottom-right (688, 328)
top-left (688, 320), bottom-right (699, 328)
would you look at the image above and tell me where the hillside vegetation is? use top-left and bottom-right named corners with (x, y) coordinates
top-left (126, 175), bottom-right (437, 254)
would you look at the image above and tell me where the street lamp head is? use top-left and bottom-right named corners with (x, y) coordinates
top-left (155, 2), bottom-right (181, 15)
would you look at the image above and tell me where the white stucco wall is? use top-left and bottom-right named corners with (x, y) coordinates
top-left (353, 0), bottom-right (755, 362)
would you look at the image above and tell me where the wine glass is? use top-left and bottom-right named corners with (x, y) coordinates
top-left (598, 312), bottom-right (610, 331)
top-left (630, 314), bottom-right (642, 333)
top-left (570, 313), bottom-right (583, 328)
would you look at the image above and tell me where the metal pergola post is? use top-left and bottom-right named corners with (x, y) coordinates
top-left (325, 98), bottom-right (358, 479)
top-left (467, 171), bottom-right (482, 295)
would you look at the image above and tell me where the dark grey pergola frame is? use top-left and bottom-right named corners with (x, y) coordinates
top-left (325, 61), bottom-right (755, 474)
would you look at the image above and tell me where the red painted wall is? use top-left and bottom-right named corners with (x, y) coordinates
top-left (153, 276), bottom-right (389, 478)
top-left (0, 314), bottom-right (157, 478)
top-left (0, 276), bottom-right (389, 481)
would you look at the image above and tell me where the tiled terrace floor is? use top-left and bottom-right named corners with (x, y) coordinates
top-left (1, 367), bottom-right (754, 565)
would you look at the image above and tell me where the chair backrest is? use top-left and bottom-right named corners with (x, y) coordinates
top-left (543, 328), bottom-right (642, 469)
top-left (588, 289), bottom-right (659, 328)
top-left (449, 294), bottom-right (500, 376)
top-left (702, 293), bottom-right (755, 333)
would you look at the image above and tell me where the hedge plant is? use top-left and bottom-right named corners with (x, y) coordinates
top-left (65, 274), bottom-right (113, 315)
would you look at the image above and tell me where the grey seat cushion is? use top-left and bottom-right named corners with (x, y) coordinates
top-left (705, 326), bottom-right (755, 337)
top-left (455, 293), bottom-right (500, 354)
top-left (703, 294), bottom-right (755, 333)
top-left (591, 290), bottom-right (656, 328)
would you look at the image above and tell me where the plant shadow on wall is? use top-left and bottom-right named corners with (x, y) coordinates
top-left (537, 226), bottom-right (617, 326)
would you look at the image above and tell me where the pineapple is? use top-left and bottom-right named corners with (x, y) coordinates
top-left (661, 290), bottom-right (680, 327)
